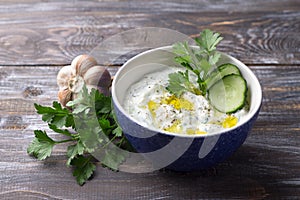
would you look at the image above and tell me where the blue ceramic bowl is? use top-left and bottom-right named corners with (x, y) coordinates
top-left (112, 46), bottom-right (262, 171)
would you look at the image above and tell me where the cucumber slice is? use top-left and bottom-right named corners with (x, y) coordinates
top-left (206, 63), bottom-right (241, 89)
top-left (208, 74), bottom-right (247, 113)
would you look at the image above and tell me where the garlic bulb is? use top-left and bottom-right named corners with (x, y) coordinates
top-left (57, 54), bottom-right (111, 107)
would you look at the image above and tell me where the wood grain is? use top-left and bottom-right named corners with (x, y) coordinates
top-left (0, 1), bottom-right (298, 65)
top-left (0, 65), bottom-right (299, 199)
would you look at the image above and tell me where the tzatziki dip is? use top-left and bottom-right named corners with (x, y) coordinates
top-left (123, 67), bottom-right (248, 135)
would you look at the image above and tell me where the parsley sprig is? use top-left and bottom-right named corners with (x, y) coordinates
top-left (166, 29), bottom-right (223, 96)
top-left (27, 86), bottom-right (131, 185)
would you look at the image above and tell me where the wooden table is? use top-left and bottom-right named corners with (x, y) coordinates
top-left (1, 1), bottom-right (299, 199)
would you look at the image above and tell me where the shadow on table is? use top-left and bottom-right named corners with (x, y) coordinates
top-left (150, 144), bottom-right (297, 199)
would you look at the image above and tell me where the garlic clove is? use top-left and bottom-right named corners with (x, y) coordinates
top-left (58, 88), bottom-right (73, 107)
top-left (57, 65), bottom-right (73, 90)
top-left (84, 66), bottom-right (111, 96)
top-left (71, 54), bottom-right (97, 77)
top-left (83, 66), bottom-right (111, 88)
top-left (57, 55), bottom-right (113, 107)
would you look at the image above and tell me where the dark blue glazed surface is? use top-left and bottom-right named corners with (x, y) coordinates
top-left (114, 98), bottom-right (261, 171)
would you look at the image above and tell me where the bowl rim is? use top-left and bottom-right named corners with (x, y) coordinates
top-left (111, 46), bottom-right (262, 138)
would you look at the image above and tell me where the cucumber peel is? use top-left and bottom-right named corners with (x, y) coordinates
top-left (208, 74), bottom-right (247, 113)
top-left (206, 63), bottom-right (241, 89)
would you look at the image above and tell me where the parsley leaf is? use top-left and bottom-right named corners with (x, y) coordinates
top-left (29, 83), bottom-right (132, 186)
top-left (48, 124), bottom-right (73, 138)
top-left (195, 29), bottom-right (223, 53)
top-left (71, 155), bottom-right (96, 186)
top-left (27, 130), bottom-right (56, 160)
top-left (166, 70), bottom-right (197, 96)
top-left (34, 102), bottom-right (74, 128)
top-left (94, 90), bottom-right (112, 114)
top-left (112, 126), bottom-right (123, 137)
top-left (167, 29), bottom-right (223, 96)
top-left (67, 86), bottom-right (130, 177)
top-left (66, 140), bottom-right (85, 166)
top-left (173, 42), bottom-right (194, 70)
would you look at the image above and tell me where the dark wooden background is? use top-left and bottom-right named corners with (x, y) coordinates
top-left (0, 0), bottom-right (299, 199)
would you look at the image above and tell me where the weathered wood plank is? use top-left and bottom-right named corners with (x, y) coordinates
top-left (0, 65), bottom-right (299, 199)
top-left (0, 1), bottom-right (298, 65)
top-left (0, 0), bottom-right (299, 12)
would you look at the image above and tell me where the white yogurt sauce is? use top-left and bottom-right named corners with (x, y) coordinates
top-left (123, 67), bottom-right (248, 135)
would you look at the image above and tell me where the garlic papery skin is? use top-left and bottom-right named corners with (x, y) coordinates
top-left (72, 54), bottom-right (97, 76)
top-left (68, 75), bottom-right (85, 94)
top-left (57, 54), bottom-right (111, 107)
top-left (57, 65), bottom-right (73, 91)
top-left (58, 88), bottom-right (72, 107)
top-left (83, 66), bottom-right (111, 96)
